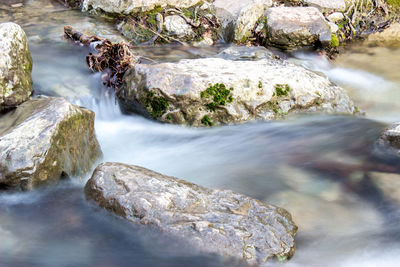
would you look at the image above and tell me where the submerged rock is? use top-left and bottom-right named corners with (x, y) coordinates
top-left (264, 7), bottom-right (331, 49)
top-left (119, 47), bottom-right (355, 126)
top-left (0, 22), bottom-right (33, 112)
top-left (365, 23), bottom-right (400, 48)
top-left (85, 162), bottom-right (297, 265)
top-left (369, 172), bottom-right (400, 207)
top-left (213, 0), bottom-right (273, 42)
top-left (0, 97), bottom-right (102, 190)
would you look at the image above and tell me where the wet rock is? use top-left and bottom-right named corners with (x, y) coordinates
top-left (213, 0), bottom-right (273, 42)
top-left (264, 7), bottom-right (331, 49)
top-left (216, 45), bottom-right (276, 60)
top-left (164, 15), bottom-right (194, 38)
top-left (376, 122), bottom-right (400, 154)
top-left (304, 0), bottom-right (346, 12)
top-left (85, 162), bottom-right (297, 265)
top-left (0, 97), bottom-right (102, 190)
top-left (81, 0), bottom-right (204, 14)
top-left (0, 22), bottom-right (33, 112)
top-left (365, 23), bottom-right (400, 48)
top-left (119, 49), bottom-right (355, 126)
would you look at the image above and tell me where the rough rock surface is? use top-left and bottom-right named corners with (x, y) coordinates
top-left (82, 0), bottom-right (204, 14)
top-left (213, 0), bottom-right (273, 42)
top-left (376, 122), bottom-right (400, 155)
top-left (85, 162), bottom-right (297, 265)
top-left (164, 15), bottom-right (194, 38)
top-left (365, 23), bottom-right (400, 48)
top-left (264, 7), bottom-right (331, 49)
top-left (119, 48), bottom-right (355, 126)
top-left (0, 22), bottom-right (33, 112)
top-left (304, 0), bottom-right (346, 12)
top-left (0, 97), bottom-right (102, 190)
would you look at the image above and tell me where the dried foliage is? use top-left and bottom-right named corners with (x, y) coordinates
top-left (64, 26), bottom-right (138, 88)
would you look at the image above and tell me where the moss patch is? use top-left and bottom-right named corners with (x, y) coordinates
top-left (273, 84), bottom-right (290, 97)
top-left (200, 83), bottom-right (233, 111)
top-left (330, 33), bottom-right (339, 47)
top-left (387, 0), bottom-right (400, 8)
top-left (201, 115), bottom-right (213, 126)
top-left (145, 90), bottom-right (169, 118)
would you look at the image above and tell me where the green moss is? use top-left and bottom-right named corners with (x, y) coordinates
top-left (258, 81), bottom-right (263, 89)
top-left (387, 0), bottom-right (400, 8)
top-left (331, 33), bottom-right (340, 47)
top-left (273, 108), bottom-right (279, 114)
top-left (200, 83), bottom-right (233, 111)
top-left (201, 115), bottom-right (213, 126)
top-left (274, 84), bottom-right (290, 97)
top-left (145, 91), bottom-right (169, 118)
top-left (354, 106), bottom-right (359, 113)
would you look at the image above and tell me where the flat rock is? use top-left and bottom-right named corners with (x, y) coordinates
top-left (82, 0), bottom-right (204, 14)
top-left (0, 22), bottom-right (33, 111)
top-left (265, 7), bottom-right (331, 49)
top-left (0, 97), bottom-right (102, 190)
top-left (119, 49), bottom-right (355, 126)
top-left (305, 0), bottom-right (346, 12)
top-left (85, 162), bottom-right (297, 265)
top-left (213, 0), bottom-right (273, 42)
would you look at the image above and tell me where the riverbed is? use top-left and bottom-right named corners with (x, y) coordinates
top-left (1, 1), bottom-right (400, 266)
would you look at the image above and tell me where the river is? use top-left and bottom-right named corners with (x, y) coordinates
top-left (1, 1), bottom-right (400, 266)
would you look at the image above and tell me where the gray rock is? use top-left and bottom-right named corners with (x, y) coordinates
top-left (265, 7), bottom-right (331, 49)
top-left (164, 15), bottom-right (194, 38)
top-left (85, 162), bottom-right (297, 265)
top-left (0, 97), bottom-right (102, 190)
top-left (81, 0), bottom-right (204, 14)
top-left (119, 51), bottom-right (355, 126)
top-left (0, 22), bottom-right (33, 112)
top-left (304, 0), bottom-right (346, 12)
top-left (327, 12), bottom-right (345, 23)
top-left (213, 0), bottom-right (273, 42)
top-left (374, 122), bottom-right (400, 160)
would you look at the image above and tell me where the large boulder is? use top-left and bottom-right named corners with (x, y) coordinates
top-left (0, 22), bottom-right (33, 112)
top-left (81, 0), bottom-right (204, 14)
top-left (264, 7), bottom-right (331, 49)
top-left (213, 0), bottom-right (273, 42)
top-left (0, 97), bottom-right (102, 190)
top-left (119, 48), bottom-right (355, 126)
top-left (85, 162), bottom-right (297, 265)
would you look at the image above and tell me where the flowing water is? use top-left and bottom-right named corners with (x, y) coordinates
top-left (1, 1), bottom-right (400, 266)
